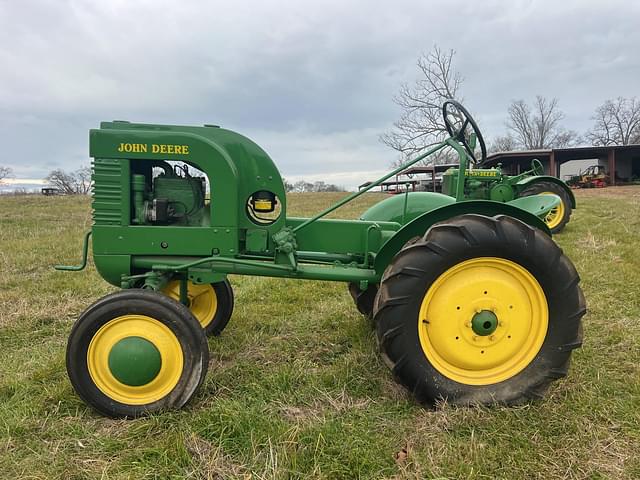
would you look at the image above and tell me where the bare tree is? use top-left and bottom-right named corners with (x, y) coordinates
top-left (0, 166), bottom-right (12, 182)
top-left (489, 134), bottom-right (518, 153)
top-left (282, 178), bottom-right (294, 192)
top-left (381, 46), bottom-right (463, 165)
top-left (506, 96), bottom-right (579, 149)
top-left (586, 97), bottom-right (640, 146)
top-left (46, 167), bottom-right (91, 194)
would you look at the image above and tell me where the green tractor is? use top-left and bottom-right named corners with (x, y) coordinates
top-left (57, 100), bottom-right (585, 417)
top-left (440, 119), bottom-right (575, 233)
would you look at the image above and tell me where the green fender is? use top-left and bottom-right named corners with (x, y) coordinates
top-left (515, 176), bottom-right (576, 208)
top-left (360, 191), bottom-right (455, 226)
top-left (373, 200), bottom-right (551, 276)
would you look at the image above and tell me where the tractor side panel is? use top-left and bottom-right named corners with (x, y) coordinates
top-left (373, 200), bottom-right (551, 276)
top-left (515, 176), bottom-right (576, 208)
top-left (93, 254), bottom-right (131, 287)
top-left (92, 226), bottom-right (237, 257)
top-left (286, 217), bottom-right (400, 255)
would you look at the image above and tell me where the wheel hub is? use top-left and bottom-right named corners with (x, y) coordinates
top-left (108, 336), bottom-right (162, 386)
top-left (418, 257), bottom-right (549, 385)
top-left (471, 310), bottom-right (498, 336)
top-left (87, 314), bottom-right (184, 405)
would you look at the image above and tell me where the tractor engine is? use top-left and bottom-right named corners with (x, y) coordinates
top-left (131, 162), bottom-right (208, 226)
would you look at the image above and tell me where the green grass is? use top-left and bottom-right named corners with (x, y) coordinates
top-left (0, 189), bottom-right (639, 479)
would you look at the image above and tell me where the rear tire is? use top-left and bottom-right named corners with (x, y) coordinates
top-left (66, 290), bottom-right (209, 418)
top-left (373, 214), bottom-right (585, 406)
top-left (519, 181), bottom-right (572, 233)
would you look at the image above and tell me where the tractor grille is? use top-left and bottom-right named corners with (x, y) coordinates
top-left (92, 159), bottom-right (123, 225)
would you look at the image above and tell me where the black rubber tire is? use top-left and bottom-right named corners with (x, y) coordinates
top-left (348, 282), bottom-right (378, 320)
top-left (373, 214), bottom-right (585, 406)
top-left (348, 238), bottom-right (419, 321)
top-left (66, 290), bottom-right (209, 418)
top-left (519, 181), bottom-right (572, 234)
top-left (207, 279), bottom-right (235, 336)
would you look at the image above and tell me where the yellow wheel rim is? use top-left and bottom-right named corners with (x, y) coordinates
top-left (162, 281), bottom-right (218, 329)
top-left (418, 257), bottom-right (548, 385)
top-left (540, 191), bottom-right (565, 229)
top-left (87, 315), bottom-right (184, 405)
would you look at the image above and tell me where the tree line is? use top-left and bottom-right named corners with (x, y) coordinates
top-left (382, 46), bottom-right (640, 165)
top-left (0, 165), bottom-right (92, 194)
top-left (0, 166), bottom-right (345, 195)
top-left (283, 179), bottom-right (345, 193)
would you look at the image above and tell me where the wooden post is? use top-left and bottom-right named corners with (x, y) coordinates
top-left (432, 165), bottom-right (436, 192)
top-left (549, 151), bottom-right (557, 177)
top-left (608, 149), bottom-right (616, 186)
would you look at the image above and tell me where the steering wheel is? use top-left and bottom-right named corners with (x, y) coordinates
top-left (442, 100), bottom-right (487, 165)
top-left (531, 158), bottom-right (544, 176)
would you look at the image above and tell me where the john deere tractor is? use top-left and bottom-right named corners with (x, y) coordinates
top-left (440, 125), bottom-right (575, 233)
top-left (57, 100), bottom-right (585, 417)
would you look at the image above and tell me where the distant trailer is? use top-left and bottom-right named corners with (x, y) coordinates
top-left (41, 187), bottom-right (61, 196)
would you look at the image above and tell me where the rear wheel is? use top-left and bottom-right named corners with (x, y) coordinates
top-left (66, 290), bottom-right (209, 418)
top-left (161, 279), bottom-right (234, 336)
top-left (519, 181), bottom-right (572, 233)
top-left (374, 214), bottom-right (585, 406)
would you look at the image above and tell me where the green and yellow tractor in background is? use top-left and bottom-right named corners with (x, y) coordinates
top-left (438, 118), bottom-right (575, 234)
top-left (441, 163), bottom-right (575, 233)
top-left (57, 100), bottom-right (585, 417)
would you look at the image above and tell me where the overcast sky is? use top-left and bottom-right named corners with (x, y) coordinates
top-left (2, 0), bottom-right (639, 188)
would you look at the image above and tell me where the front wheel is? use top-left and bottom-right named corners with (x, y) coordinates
top-left (374, 214), bottom-right (585, 406)
top-left (519, 181), bottom-right (572, 233)
top-left (66, 290), bottom-right (209, 417)
top-left (348, 282), bottom-right (378, 320)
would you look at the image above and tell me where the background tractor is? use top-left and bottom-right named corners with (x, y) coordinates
top-left (566, 165), bottom-right (609, 188)
top-left (440, 147), bottom-right (576, 233)
top-left (57, 100), bottom-right (585, 418)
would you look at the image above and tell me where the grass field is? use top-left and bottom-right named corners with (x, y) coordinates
top-left (1, 188), bottom-right (639, 479)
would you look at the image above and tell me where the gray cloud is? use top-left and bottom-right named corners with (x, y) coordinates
top-left (1, 0), bottom-right (638, 188)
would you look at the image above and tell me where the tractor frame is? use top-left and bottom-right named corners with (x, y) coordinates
top-left (57, 101), bottom-right (584, 417)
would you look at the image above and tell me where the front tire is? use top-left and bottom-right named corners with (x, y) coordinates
top-left (66, 290), bottom-right (209, 418)
top-left (519, 181), bottom-right (572, 233)
top-left (348, 282), bottom-right (378, 320)
top-left (374, 214), bottom-right (585, 406)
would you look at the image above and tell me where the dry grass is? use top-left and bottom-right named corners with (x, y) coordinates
top-left (0, 189), bottom-right (638, 479)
